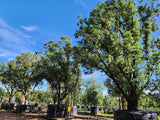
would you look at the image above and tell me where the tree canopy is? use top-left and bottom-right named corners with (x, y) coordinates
top-left (34, 36), bottom-right (81, 104)
top-left (74, 0), bottom-right (160, 110)
top-left (14, 52), bottom-right (41, 104)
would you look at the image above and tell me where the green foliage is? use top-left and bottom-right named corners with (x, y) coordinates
top-left (34, 36), bottom-right (81, 104)
top-left (138, 93), bottom-right (160, 110)
top-left (74, 0), bottom-right (160, 110)
top-left (14, 52), bottom-right (41, 104)
top-left (28, 89), bottom-right (54, 104)
top-left (103, 95), bottom-right (119, 109)
top-left (82, 77), bottom-right (104, 107)
top-left (0, 87), bottom-right (4, 102)
top-left (0, 61), bottom-right (17, 103)
top-left (15, 92), bottom-right (22, 104)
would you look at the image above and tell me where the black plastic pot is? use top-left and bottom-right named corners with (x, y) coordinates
top-left (81, 106), bottom-right (84, 109)
top-left (77, 105), bottom-right (81, 109)
top-left (15, 105), bottom-right (27, 113)
top-left (1, 103), bottom-right (14, 110)
top-left (9, 103), bottom-right (14, 110)
top-left (90, 107), bottom-right (99, 115)
top-left (99, 108), bottom-right (102, 111)
top-left (114, 110), bottom-right (158, 120)
top-left (107, 108), bottom-right (113, 114)
top-left (47, 104), bottom-right (67, 118)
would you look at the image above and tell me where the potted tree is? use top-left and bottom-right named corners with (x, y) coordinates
top-left (74, 0), bottom-right (160, 119)
top-left (33, 36), bottom-right (81, 118)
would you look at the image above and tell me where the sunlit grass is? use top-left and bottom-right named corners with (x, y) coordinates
top-left (158, 115), bottom-right (160, 120)
top-left (101, 114), bottom-right (114, 117)
top-left (78, 109), bottom-right (90, 113)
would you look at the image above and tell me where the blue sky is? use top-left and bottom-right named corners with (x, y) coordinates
top-left (0, 0), bottom-right (104, 62)
top-left (0, 0), bottom-right (107, 93)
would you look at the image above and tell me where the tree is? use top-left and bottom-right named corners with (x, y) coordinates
top-left (14, 52), bottom-right (41, 105)
top-left (82, 77), bottom-right (104, 107)
top-left (74, 0), bottom-right (160, 110)
top-left (0, 87), bottom-right (4, 103)
top-left (0, 61), bottom-right (17, 103)
top-left (104, 78), bottom-right (126, 110)
top-left (35, 36), bottom-right (81, 104)
top-left (28, 89), bottom-right (53, 104)
top-left (103, 95), bottom-right (119, 109)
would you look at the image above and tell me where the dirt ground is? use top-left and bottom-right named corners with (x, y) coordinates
top-left (0, 110), bottom-right (114, 120)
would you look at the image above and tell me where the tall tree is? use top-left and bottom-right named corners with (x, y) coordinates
top-left (74, 0), bottom-right (160, 110)
top-left (34, 36), bottom-right (81, 104)
top-left (14, 52), bottom-right (41, 105)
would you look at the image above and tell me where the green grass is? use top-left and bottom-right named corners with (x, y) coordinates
top-left (158, 115), bottom-right (160, 120)
top-left (78, 109), bottom-right (90, 113)
top-left (79, 109), bottom-right (114, 117)
top-left (101, 114), bottom-right (114, 117)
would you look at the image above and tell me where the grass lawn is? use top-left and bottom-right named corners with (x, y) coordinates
top-left (101, 114), bottom-right (114, 117)
top-left (79, 109), bottom-right (114, 117)
top-left (158, 115), bottom-right (160, 120)
top-left (78, 109), bottom-right (90, 113)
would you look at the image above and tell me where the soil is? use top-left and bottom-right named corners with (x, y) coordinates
top-left (0, 110), bottom-right (114, 120)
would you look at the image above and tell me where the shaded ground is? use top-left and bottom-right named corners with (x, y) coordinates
top-left (0, 110), bottom-right (114, 120)
top-left (0, 110), bottom-right (46, 120)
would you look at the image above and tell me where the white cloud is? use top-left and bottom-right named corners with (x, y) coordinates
top-left (21, 25), bottom-right (39, 32)
top-left (0, 17), bottom-right (38, 61)
top-left (0, 49), bottom-right (18, 57)
top-left (74, 0), bottom-right (88, 9)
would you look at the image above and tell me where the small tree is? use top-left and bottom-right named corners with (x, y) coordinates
top-left (74, 0), bottom-right (160, 110)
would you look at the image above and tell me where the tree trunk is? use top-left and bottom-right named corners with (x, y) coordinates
top-left (8, 94), bottom-right (12, 103)
top-left (71, 92), bottom-right (73, 106)
top-left (127, 97), bottom-right (138, 111)
top-left (24, 96), bottom-right (27, 105)
top-left (119, 96), bottom-right (122, 110)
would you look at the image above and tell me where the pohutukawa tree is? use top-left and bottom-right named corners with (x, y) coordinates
top-left (34, 36), bottom-right (81, 104)
top-left (74, 0), bottom-right (160, 110)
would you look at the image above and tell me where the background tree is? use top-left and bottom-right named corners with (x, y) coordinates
top-left (82, 77), bottom-right (104, 107)
top-left (14, 52), bottom-right (41, 105)
top-left (34, 36), bottom-right (81, 104)
top-left (103, 95), bottom-right (119, 109)
top-left (0, 87), bottom-right (4, 104)
top-left (0, 61), bottom-right (17, 103)
top-left (28, 89), bottom-right (54, 104)
top-left (74, 0), bottom-right (160, 110)
top-left (64, 80), bottom-right (82, 106)
top-left (104, 77), bottom-right (126, 110)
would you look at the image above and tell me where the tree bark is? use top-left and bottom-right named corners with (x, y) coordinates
top-left (127, 97), bottom-right (138, 111)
